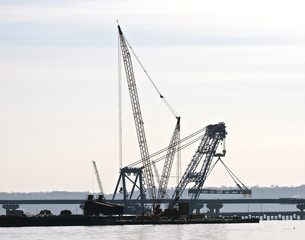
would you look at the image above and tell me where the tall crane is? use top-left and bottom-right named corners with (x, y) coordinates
top-left (117, 25), bottom-right (156, 202)
top-left (169, 122), bottom-right (227, 208)
top-left (158, 117), bottom-right (181, 199)
top-left (92, 160), bottom-right (105, 200)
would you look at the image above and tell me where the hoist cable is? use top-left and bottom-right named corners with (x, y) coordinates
top-left (127, 127), bottom-right (207, 168)
top-left (124, 37), bottom-right (179, 118)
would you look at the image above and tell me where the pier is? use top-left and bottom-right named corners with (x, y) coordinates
top-left (219, 211), bottom-right (303, 221)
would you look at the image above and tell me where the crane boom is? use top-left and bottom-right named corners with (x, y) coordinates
top-left (117, 25), bottom-right (156, 201)
top-left (92, 161), bottom-right (105, 199)
top-left (158, 117), bottom-right (181, 199)
top-left (169, 122), bottom-right (226, 207)
top-left (152, 161), bottom-right (160, 186)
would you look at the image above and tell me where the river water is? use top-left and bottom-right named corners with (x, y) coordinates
top-left (0, 221), bottom-right (304, 240)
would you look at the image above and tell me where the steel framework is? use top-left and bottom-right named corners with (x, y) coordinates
top-left (117, 25), bottom-right (156, 201)
top-left (170, 122), bottom-right (227, 207)
top-left (158, 117), bottom-right (181, 199)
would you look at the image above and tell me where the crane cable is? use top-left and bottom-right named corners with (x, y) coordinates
top-left (126, 125), bottom-right (207, 168)
top-left (127, 128), bottom-right (205, 167)
top-left (205, 157), bottom-right (250, 191)
top-left (124, 36), bottom-right (179, 118)
top-left (118, 31), bottom-right (123, 170)
top-left (218, 158), bottom-right (250, 190)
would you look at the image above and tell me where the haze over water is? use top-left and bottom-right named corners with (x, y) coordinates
top-left (0, 221), bottom-right (304, 240)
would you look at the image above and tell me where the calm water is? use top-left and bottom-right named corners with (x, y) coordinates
top-left (0, 221), bottom-right (304, 240)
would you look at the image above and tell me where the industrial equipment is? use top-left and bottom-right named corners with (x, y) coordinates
top-left (169, 122), bottom-right (227, 208)
top-left (92, 161), bottom-right (105, 200)
top-left (114, 25), bottom-right (251, 216)
top-left (158, 117), bottom-right (181, 199)
top-left (117, 25), bottom-right (156, 204)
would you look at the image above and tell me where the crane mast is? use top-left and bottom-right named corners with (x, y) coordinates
top-left (158, 117), bottom-right (181, 199)
top-left (170, 122), bottom-right (226, 208)
top-left (117, 25), bottom-right (156, 201)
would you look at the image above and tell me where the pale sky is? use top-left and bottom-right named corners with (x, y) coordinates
top-left (1, 0), bottom-right (305, 193)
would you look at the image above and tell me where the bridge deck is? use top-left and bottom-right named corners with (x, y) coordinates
top-left (1, 198), bottom-right (305, 205)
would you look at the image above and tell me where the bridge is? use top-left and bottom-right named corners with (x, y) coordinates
top-left (1, 198), bottom-right (304, 220)
top-left (1, 198), bottom-right (305, 205)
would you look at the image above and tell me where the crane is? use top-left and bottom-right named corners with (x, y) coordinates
top-left (169, 122), bottom-right (227, 208)
top-left (152, 161), bottom-right (160, 187)
top-left (117, 25), bottom-right (156, 202)
top-left (92, 161), bottom-right (105, 200)
top-left (115, 25), bottom-right (250, 216)
top-left (158, 117), bottom-right (181, 199)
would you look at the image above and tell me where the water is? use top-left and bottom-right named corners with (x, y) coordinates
top-left (0, 221), bottom-right (304, 240)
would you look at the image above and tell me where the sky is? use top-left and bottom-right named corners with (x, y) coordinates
top-left (1, 0), bottom-right (305, 193)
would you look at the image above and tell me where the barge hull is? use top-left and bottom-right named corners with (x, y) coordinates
top-left (0, 215), bottom-right (259, 227)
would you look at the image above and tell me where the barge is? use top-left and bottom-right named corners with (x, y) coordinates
top-left (0, 214), bottom-right (259, 227)
top-left (0, 195), bottom-right (259, 227)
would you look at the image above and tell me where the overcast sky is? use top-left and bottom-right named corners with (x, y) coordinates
top-left (1, 0), bottom-right (305, 193)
